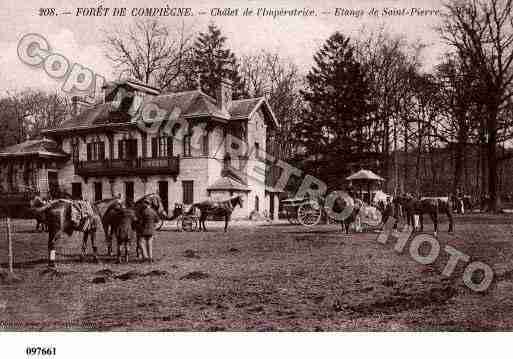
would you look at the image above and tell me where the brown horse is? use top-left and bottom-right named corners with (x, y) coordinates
top-left (331, 196), bottom-right (362, 234)
top-left (93, 196), bottom-right (123, 256)
top-left (186, 195), bottom-right (243, 232)
top-left (30, 196), bottom-right (102, 268)
top-left (394, 194), bottom-right (454, 236)
top-left (108, 206), bottom-right (137, 263)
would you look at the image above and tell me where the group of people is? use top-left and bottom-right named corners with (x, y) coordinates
top-left (106, 196), bottom-right (161, 264)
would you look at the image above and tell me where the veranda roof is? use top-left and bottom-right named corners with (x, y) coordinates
top-left (0, 139), bottom-right (68, 159)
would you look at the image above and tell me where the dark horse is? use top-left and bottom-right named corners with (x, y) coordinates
top-left (186, 195), bottom-right (243, 232)
top-left (94, 196), bottom-right (124, 256)
top-left (331, 195), bottom-right (363, 234)
top-left (394, 194), bottom-right (454, 236)
top-left (30, 196), bottom-right (102, 267)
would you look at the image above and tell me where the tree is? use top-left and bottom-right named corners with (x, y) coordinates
top-left (296, 32), bottom-right (376, 189)
top-left (239, 51), bottom-right (302, 160)
top-left (440, 0), bottom-right (513, 211)
top-left (103, 19), bottom-right (194, 91)
top-left (192, 23), bottom-right (246, 99)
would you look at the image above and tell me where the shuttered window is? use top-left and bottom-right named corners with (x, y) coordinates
top-left (86, 141), bottom-right (104, 161)
top-left (182, 181), bottom-right (194, 205)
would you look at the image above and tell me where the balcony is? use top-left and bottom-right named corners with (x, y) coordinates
top-left (75, 156), bottom-right (180, 178)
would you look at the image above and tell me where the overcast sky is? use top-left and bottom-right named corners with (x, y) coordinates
top-left (0, 0), bottom-right (447, 95)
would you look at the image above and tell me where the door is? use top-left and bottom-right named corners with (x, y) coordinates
top-left (158, 181), bottom-right (168, 213)
top-left (48, 171), bottom-right (59, 197)
top-left (269, 193), bottom-right (275, 220)
top-left (125, 181), bottom-right (134, 206)
top-left (71, 182), bottom-right (82, 200)
top-left (94, 182), bottom-right (102, 202)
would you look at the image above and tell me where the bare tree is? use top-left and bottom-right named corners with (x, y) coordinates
top-left (239, 51), bottom-right (303, 161)
top-left (440, 0), bottom-right (513, 211)
top-left (103, 19), bottom-right (195, 91)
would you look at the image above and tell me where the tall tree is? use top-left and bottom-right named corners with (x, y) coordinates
top-left (192, 23), bottom-right (246, 99)
top-left (440, 0), bottom-right (513, 211)
top-left (103, 19), bottom-right (194, 91)
top-left (296, 32), bottom-right (376, 189)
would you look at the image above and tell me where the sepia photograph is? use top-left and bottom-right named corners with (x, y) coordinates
top-left (0, 0), bottom-right (513, 353)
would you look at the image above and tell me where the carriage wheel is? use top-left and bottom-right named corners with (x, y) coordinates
top-left (180, 215), bottom-right (198, 232)
top-left (298, 202), bottom-right (322, 227)
top-left (156, 217), bottom-right (164, 231)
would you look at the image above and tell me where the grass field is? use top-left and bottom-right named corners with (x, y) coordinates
top-left (1, 214), bottom-right (513, 331)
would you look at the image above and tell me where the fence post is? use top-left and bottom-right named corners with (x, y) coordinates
top-left (6, 216), bottom-right (13, 274)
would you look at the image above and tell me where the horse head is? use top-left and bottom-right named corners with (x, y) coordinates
top-left (143, 193), bottom-right (167, 218)
top-left (233, 195), bottom-right (243, 209)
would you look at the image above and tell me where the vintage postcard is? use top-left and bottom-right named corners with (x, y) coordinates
top-left (0, 0), bottom-right (511, 356)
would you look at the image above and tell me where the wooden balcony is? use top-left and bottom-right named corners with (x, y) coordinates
top-left (75, 156), bottom-right (180, 178)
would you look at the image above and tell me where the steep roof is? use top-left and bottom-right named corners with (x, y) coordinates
top-left (0, 139), bottom-right (68, 158)
top-left (346, 169), bottom-right (385, 181)
top-left (207, 176), bottom-right (250, 192)
top-left (43, 87), bottom-right (278, 134)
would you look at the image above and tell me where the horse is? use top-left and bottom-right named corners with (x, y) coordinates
top-left (331, 196), bottom-right (363, 234)
top-left (132, 193), bottom-right (167, 259)
top-left (186, 195), bottom-right (243, 232)
top-left (394, 194), bottom-right (454, 236)
top-left (109, 206), bottom-right (137, 263)
top-left (30, 196), bottom-right (102, 268)
top-left (93, 196), bottom-right (124, 256)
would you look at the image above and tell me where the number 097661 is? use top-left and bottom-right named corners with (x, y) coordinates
top-left (25, 347), bottom-right (56, 356)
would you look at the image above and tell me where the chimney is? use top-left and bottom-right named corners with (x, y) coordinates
top-left (71, 96), bottom-right (92, 117)
top-left (216, 78), bottom-right (233, 112)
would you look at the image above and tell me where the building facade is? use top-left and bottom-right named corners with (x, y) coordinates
top-left (0, 79), bottom-right (281, 219)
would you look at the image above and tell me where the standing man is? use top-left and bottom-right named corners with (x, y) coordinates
top-left (137, 199), bottom-right (160, 263)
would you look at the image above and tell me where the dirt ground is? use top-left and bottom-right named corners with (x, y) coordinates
top-left (1, 214), bottom-right (513, 331)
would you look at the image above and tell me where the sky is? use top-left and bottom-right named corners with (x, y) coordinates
top-left (0, 0), bottom-right (448, 95)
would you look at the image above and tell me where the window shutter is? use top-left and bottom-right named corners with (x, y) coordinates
top-left (100, 142), bottom-right (105, 160)
top-left (118, 141), bottom-right (123, 159)
top-left (202, 133), bottom-right (209, 156)
top-left (167, 137), bottom-right (173, 157)
top-left (151, 137), bottom-right (158, 158)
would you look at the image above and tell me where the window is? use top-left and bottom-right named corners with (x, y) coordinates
top-left (182, 180), bottom-right (194, 205)
top-left (202, 131), bottom-right (209, 156)
top-left (183, 134), bottom-right (191, 156)
top-left (152, 136), bottom-right (173, 157)
top-left (86, 141), bottom-right (105, 161)
top-left (72, 182), bottom-right (82, 199)
top-left (254, 142), bottom-right (260, 160)
top-left (118, 139), bottom-right (137, 159)
top-left (94, 182), bottom-right (102, 202)
top-left (71, 138), bottom-right (80, 163)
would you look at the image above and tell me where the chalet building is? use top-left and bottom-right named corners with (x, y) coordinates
top-left (0, 79), bottom-right (281, 219)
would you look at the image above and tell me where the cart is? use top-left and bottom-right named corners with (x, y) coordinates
top-left (156, 203), bottom-right (199, 232)
top-left (281, 196), bottom-right (323, 226)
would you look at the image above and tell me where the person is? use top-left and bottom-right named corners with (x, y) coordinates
top-left (136, 199), bottom-right (160, 263)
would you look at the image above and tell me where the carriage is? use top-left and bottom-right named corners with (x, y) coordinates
top-left (281, 196), bottom-right (324, 226)
top-left (281, 194), bottom-right (384, 230)
top-left (156, 203), bottom-right (200, 232)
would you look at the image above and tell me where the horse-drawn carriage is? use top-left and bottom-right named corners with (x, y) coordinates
top-left (156, 203), bottom-right (200, 232)
top-left (281, 196), bottom-right (324, 226)
top-left (281, 193), bottom-right (384, 231)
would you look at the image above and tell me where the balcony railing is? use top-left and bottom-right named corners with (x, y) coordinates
top-left (75, 156), bottom-right (180, 177)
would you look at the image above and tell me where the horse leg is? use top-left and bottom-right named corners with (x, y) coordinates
top-left (201, 213), bottom-right (207, 232)
top-left (431, 212), bottom-right (438, 237)
top-left (48, 228), bottom-right (60, 268)
top-left (124, 242), bottom-right (129, 263)
top-left (116, 241), bottom-right (122, 264)
top-left (104, 223), bottom-right (112, 257)
top-left (224, 214), bottom-right (231, 232)
top-left (419, 213), bottom-right (424, 232)
top-left (90, 230), bottom-right (99, 263)
top-left (81, 231), bottom-right (88, 262)
top-left (147, 237), bottom-right (154, 263)
top-left (447, 208), bottom-right (454, 233)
